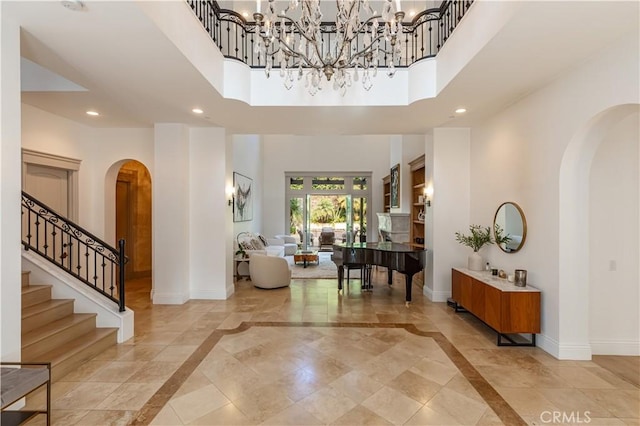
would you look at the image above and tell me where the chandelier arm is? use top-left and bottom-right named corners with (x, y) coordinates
top-left (348, 33), bottom-right (387, 58)
top-left (279, 44), bottom-right (324, 70)
top-left (273, 14), bottom-right (319, 46)
top-left (346, 15), bottom-right (384, 41)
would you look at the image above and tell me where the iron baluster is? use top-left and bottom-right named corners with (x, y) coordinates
top-left (187, 0), bottom-right (473, 71)
top-left (118, 239), bottom-right (126, 312)
top-left (21, 191), bottom-right (126, 310)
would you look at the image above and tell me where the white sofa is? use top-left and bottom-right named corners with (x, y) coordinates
top-left (237, 232), bottom-right (285, 257)
top-left (249, 254), bottom-right (291, 289)
top-left (274, 234), bottom-right (298, 256)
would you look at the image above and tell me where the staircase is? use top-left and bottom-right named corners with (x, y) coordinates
top-left (21, 271), bottom-right (118, 382)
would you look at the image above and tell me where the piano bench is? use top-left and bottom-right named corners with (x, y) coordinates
top-left (345, 264), bottom-right (372, 290)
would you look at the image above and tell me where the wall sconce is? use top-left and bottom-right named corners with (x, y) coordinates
top-left (226, 185), bottom-right (235, 207)
top-left (424, 186), bottom-right (433, 207)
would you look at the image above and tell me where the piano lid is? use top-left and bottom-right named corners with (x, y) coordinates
top-left (334, 241), bottom-right (425, 253)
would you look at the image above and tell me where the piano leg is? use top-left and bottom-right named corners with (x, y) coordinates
top-left (387, 269), bottom-right (393, 286)
top-left (404, 273), bottom-right (414, 306)
top-left (337, 265), bottom-right (344, 292)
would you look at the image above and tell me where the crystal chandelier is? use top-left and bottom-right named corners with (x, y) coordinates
top-left (253, 0), bottom-right (405, 95)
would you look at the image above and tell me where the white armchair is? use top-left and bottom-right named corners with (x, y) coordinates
top-left (274, 234), bottom-right (298, 256)
top-left (249, 254), bottom-right (291, 289)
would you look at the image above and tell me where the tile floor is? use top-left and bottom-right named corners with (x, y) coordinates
top-left (23, 270), bottom-right (639, 425)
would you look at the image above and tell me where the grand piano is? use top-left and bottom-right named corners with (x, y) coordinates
top-left (332, 242), bottom-right (427, 305)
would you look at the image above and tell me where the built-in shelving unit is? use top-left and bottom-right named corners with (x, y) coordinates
top-left (382, 174), bottom-right (391, 213)
top-left (409, 155), bottom-right (425, 248)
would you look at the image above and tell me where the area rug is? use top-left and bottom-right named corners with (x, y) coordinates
top-left (286, 251), bottom-right (338, 279)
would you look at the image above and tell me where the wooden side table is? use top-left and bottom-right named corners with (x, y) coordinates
top-left (234, 257), bottom-right (250, 280)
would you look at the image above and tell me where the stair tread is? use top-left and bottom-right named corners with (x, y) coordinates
top-left (22, 313), bottom-right (97, 344)
top-left (22, 299), bottom-right (74, 318)
top-left (21, 284), bottom-right (53, 294)
top-left (24, 328), bottom-right (118, 366)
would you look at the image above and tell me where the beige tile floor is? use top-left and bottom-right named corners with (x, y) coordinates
top-left (23, 271), bottom-right (639, 425)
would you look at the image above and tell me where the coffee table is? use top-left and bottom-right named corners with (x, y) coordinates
top-left (293, 250), bottom-right (319, 268)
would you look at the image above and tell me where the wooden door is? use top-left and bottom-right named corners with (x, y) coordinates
top-left (116, 179), bottom-right (134, 279)
top-left (24, 164), bottom-right (69, 215)
top-left (24, 164), bottom-right (70, 261)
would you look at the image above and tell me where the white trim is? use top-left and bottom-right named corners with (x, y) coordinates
top-left (591, 340), bottom-right (640, 356)
top-left (190, 288), bottom-right (231, 300)
top-left (557, 344), bottom-right (593, 361)
top-left (535, 333), bottom-right (560, 359)
top-left (423, 285), bottom-right (449, 303)
top-left (22, 149), bottom-right (81, 171)
top-left (152, 292), bottom-right (190, 305)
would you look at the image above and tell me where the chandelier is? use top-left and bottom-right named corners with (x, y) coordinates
top-left (253, 0), bottom-right (405, 95)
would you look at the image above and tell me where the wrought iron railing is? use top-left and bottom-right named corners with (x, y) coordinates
top-left (21, 192), bottom-right (127, 312)
top-left (187, 0), bottom-right (473, 69)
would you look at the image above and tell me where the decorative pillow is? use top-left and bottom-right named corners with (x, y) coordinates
top-left (258, 234), bottom-right (268, 247)
top-left (250, 238), bottom-right (265, 250)
top-left (239, 241), bottom-right (252, 251)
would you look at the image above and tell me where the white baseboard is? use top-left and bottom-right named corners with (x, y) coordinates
top-left (535, 333), bottom-right (560, 358)
top-left (591, 340), bottom-right (640, 356)
top-left (152, 292), bottom-right (189, 304)
top-left (422, 286), bottom-right (449, 302)
top-left (190, 288), bottom-right (231, 300)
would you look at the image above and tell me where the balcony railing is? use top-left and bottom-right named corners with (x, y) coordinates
top-left (187, 0), bottom-right (473, 69)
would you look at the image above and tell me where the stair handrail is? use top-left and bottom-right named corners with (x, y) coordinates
top-left (21, 191), bottom-right (127, 312)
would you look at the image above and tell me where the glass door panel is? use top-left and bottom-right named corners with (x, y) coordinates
top-left (353, 196), bottom-right (367, 242)
top-left (344, 194), bottom-right (353, 243)
top-left (289, 197), bottom-right (304, 249)
top-left (305, 194), bottom-right (312, 250)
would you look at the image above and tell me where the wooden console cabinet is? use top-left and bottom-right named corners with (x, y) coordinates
top-left (451, 268), bottom-right (540, 346)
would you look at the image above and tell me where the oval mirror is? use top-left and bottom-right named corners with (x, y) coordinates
top-left (493, 202), bottom-right (527, 253)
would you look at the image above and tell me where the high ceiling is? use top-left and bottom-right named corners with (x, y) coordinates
top-left (10, 1), bottom-right (639, 135)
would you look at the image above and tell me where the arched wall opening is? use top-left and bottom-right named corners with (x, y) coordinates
top-left (105, 159), bottom-right (153, 301)
top-left (559, 103), bottom-right (639, 359)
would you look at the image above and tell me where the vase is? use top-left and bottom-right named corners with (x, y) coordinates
top-left (468, 252), bottom-right (484, 271)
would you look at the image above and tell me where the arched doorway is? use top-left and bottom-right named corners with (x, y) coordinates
top-left (558, 104), bottom-right (639, 358)
top-left (106, 160), bottom-right (153, 303)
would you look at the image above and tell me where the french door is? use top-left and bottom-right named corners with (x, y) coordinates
top-left (286, 173), bottom-right (370, 250)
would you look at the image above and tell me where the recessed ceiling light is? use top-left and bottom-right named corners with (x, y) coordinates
top-left (242, 11), bottom-right (249, 18)
top-left (86, 110), bottom-right (99, 116)
top-left (409, 10), bottom-right (416, 17)
top-left (455, 108), bottom-right (467, 114)
top-left (192, 108), bottom-right (204, 114)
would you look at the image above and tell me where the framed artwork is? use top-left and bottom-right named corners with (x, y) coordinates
top-left (390, 163), bottom-right (400, 208)
top-left (233, 172), bottom-right (253, 222)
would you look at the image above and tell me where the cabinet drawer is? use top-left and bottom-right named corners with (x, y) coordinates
top-left (484, 285), bottom-right (501, 330)
top-left (501, 292), bottom-right (541, 333)
top-left (451, 269), bottom-right (462, 302)
top-left (459, 273), bottom-right (473, 309)
top-left (470, 278), bottom-right (485, 318)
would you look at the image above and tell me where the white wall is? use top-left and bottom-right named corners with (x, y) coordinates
top-left (261, 135), bottom-right (391, 238)
top-left (0, 7), bottom-right (23, 360)
top-left (428, 128), bottom-right (470, 302)
top-left (589, 112), bottom-right (639, 355)
top-left (232, 134), bottom-right (263, 237)
top-left (21, 104), bottom-right (154, 242)
top-left (153, 124), bottom-right (191, 304)
top-left (190, 127), bottom-right (234, 300)
top-left (469, 32), bottom-right (639, 358)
